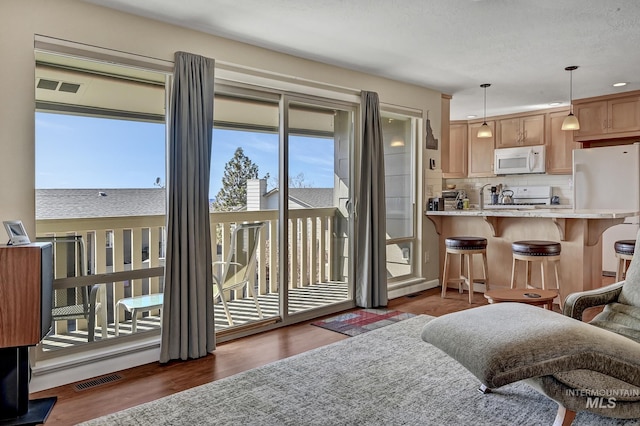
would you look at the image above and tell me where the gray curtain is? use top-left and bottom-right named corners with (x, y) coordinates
top-left (355, 91), bottom-right (388, 307)
top-left (160, 51), bottom-right (215, 362)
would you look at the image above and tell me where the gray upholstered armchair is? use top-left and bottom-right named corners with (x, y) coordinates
top-left (563, 272), bottom-right (640, 344)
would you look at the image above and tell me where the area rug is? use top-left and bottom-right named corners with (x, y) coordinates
top-left (80, 316), bottom-right (636, 426)
top-left (310, 308), bottom-right (416, 336)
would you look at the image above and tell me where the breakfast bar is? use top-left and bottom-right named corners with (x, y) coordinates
top-left (426, 208), bottom-right (640, 302)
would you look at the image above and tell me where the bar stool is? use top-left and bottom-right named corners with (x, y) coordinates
top-left (614, 239), bottom-right (636, 281)
top-left (510, 240), bottom-right (561, 293)
top-left (441, 236), bottom-right (489, 304)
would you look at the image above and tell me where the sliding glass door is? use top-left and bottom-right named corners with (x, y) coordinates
top-left (283, 96), bottom-right (355, 317)
top-left (210, 90), bottom-right (281, 330)
top-left (209, 89), bottom-right (356, 331)
top-left (33, 49), bottom-right (358, 351)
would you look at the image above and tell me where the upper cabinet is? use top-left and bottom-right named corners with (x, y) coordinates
top-left (573, 93), bottom-right (640, 141)
top-left (496, 114), bottom-right (544, 148)
top-left (443, 122), bottom-right (467, 178)
top-left (468, 121), bottom-right (495, 177)
top-left (447, 107), bottom-right (580, 178)
top-left (546, 110), bottom-right (580, 174)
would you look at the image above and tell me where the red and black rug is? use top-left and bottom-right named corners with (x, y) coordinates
top-left (311, 308), bottom-right (415, 337)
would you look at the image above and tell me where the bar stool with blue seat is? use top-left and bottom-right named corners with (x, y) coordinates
top-left (614, 239), bottom-right (636, 281)
top-left (510, 240), bottom-right (561, 295)
top-left (441, 236), bottom-right (489, 304)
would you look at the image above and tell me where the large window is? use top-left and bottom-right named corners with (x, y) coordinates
top-left (382, 113), bottom-right (416, 281)
top-left (34, 48), bottom-right (423, 356)
top-left (35, 51), bottom-right (168, 353)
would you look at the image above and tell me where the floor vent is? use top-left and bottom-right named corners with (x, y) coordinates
top-left (74, 373), bottom-right (123, 391)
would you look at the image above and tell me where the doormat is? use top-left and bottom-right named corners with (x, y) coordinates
top-left (311, 308), bottom-right (416, 337)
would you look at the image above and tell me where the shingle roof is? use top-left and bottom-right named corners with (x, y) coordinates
top-left (36, 187), bottom-right (333, 219)
top-left (36, 188), bottom-right (166, 219)
top-left (287, 188), bottom-right (333, 208)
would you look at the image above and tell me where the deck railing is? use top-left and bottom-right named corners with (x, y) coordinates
top-left (35, 207), bottom-right (341, 351)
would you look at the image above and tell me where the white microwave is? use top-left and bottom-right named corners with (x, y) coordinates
top-left (494, 145), bottom-right (546, 175)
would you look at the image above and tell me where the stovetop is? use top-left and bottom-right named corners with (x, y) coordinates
top-left (490, 202), bottom-right (547, 206)
top-left (486, 185), bottom-right (552, 209)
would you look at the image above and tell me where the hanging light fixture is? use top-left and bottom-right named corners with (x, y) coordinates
top-left (477, 83), bottom-right (492, 138)
top-left (390, 137), bottom-right (405, 147)
top-left (561, 66), bottom-right (580, 131)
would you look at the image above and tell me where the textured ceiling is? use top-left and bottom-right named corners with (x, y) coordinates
top-left (83, 0), bottom-right (640, 120)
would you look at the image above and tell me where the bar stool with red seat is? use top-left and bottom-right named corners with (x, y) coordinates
top-left (614, 239), bottom-right (636, 281)
top-left (441, 236), bottom-right (489, 304)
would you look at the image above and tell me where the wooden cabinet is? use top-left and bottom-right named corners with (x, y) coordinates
top-left (574, 100), bottom-right (607, 137)
top-left (468, 121), bottom-right (495, 177)
top-left (546, 110), bottom-right (580, 174)
top-left (574, 94), bottom-right (640, 141)
top-left (609, 96), bottom-right (640, 133)
top-left (496, 114), bottom-right (544, 147)
top-left (443, 122), bottom-right (467, 178)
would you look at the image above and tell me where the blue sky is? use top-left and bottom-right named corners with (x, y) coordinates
top-left (36, 113), bottom-right (335, 198)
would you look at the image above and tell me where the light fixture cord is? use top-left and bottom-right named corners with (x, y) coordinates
top-left (483, 86), bottom-right (487, 122)
top-left (569, 70), bottom-right (573, 114)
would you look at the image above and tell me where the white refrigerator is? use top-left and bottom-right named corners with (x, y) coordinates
top-left (573, 143), bottom-right (640, 275)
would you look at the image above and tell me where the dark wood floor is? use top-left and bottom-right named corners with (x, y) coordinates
top-left (31, 280), bottom-right (613, 425)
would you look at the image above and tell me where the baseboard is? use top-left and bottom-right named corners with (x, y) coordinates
top-left (388, 278), bottom-right (439, 299)
top-left (442, 282), bottom-right (488, 293)
top-left (30, 337), bottom-right (160, 393)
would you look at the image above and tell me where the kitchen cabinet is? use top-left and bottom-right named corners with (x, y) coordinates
top-left (546, 110), bottom-right (580, 174)
top-left (443, 122), bottom-right (467, 178)
top-left (467, 121), bottom-right (495, 177)
top-left (574, 93), bottom-right (640, 141)
top-left (496, 114), bottom-right (544, 148)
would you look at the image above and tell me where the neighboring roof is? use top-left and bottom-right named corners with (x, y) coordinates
top-left (36, 188), bottom-right (166, 219)
top-left (289, 188), bottom-right (333, 208)
top-left (269, 188), bottom-right (334, 208)
top-left (36, 187), bottom-right (333, 219)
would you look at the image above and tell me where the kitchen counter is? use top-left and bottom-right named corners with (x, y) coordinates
top-left (426, 208), bottom-right (640, 302)
top-left (427, 208), bottom-right (637, 219)
top-left (427, 208), bottom-right (638, 243)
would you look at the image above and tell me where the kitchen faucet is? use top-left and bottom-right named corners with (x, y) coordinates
top-left (479, 183), bottom-right (492, 210)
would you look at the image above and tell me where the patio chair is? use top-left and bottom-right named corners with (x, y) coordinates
top-left (36, 235), bottom-right (102, 342)
top-left (213, 222), bottom-right (266, 326)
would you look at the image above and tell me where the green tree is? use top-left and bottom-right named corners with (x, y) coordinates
top-left (212, 147), bottom-right (259, 211)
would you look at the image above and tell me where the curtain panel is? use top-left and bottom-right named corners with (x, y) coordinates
top-left (160, 51), bottom-right (216, 362)
top-left (355, 91), bottom-right (388, 308)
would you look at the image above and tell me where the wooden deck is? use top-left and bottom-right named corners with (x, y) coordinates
top-left (40, 281), bottom-right (348, 351)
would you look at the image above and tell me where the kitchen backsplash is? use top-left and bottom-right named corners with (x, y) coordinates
top-left (442, 174), bottom-right (573, 206)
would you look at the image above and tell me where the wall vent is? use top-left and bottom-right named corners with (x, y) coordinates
top-left (73, 373), bottom-right (123, 391)
top-left (36, 79), bottom-right (81, 93)
top-left (58, 82), bottom-right (81, 93)
top-left (37, 79), bottom-right (59, 90)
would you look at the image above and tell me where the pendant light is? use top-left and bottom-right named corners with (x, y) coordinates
top-left (477, 83), bottom-right (492, 138)
top-left (561, 66), bottom-right (580, 131)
